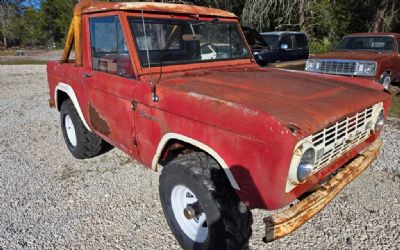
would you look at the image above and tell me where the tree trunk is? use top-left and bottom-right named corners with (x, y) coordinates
top-left (2, 19), bottom-right (7, 49)
top-left (372, 0), bottom-right (390, 32)
top-left (299, 0), bottom-right (307, 34)
top-left (0, 3), bottom-right (7, 49)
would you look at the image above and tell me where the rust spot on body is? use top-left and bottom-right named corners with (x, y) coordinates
top-left (89, 104), bottom-right (111, 135)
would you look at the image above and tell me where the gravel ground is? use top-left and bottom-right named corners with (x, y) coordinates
top-left (0, 65), bottom-right (399, 249)
top-left (0, 50), bottom-right (72, 63)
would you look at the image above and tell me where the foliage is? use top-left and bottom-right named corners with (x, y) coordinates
top-left (40, 0), bottom-right (77, 46)
top-left (309, 37), bottom-right (333, 54)
top-left (390, 93), bottom-right (400, 119)
top-left (13, 7), bottom-right (46, 45)
top-left (1, 0), bottom-right (400, 49)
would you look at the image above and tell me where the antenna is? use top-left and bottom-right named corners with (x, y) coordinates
top-left (141, 9), bottom-right (159, 102)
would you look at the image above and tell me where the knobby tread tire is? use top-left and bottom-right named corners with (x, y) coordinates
top-left (159, 152), bottom-right (253, 250)
top-left (60, 99), bottom-right (112, 159)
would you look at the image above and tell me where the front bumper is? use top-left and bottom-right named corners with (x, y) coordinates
top-left (263, 138), bottom-right (382, 243)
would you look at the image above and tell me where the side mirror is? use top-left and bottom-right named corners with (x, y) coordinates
top-left (280, 44), bottom-right (289, 50)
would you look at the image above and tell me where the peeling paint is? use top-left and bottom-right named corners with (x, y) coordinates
top-left (139, 110), bottom-right (158, 122)
top-left (187, 92), bottom-right (259, 116)
top-left (89, 104), bottom-right (111, 135)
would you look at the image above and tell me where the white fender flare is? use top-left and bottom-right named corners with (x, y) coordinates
top-left (55, 82), bottom-right (91, 131)
top-left (152, 133), bottom-right (240, 190)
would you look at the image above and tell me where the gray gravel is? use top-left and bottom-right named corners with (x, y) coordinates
top-left (0, 65), bottom-right (399, 249)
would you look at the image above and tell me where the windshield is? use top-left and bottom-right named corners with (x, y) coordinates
top-left (262, 35), bottom-right (279, 49)
top-left (129, 18), bottom-right (251, 66)
top-left (335, 36), bottom-right (394, 52)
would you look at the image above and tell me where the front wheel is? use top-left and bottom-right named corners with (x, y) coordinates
top-left (159, 152), bottom-right (252, 250)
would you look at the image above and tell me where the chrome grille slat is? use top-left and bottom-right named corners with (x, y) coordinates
top-left (319, 60), bottom-right (357, 75)
top-left (311, 106), bottom-right (374, 172)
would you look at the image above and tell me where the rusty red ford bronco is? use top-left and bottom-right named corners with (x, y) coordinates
top-left (47, 1), bottom-right (391, 249)
top-left (306, 33), bottom-right (400, 90)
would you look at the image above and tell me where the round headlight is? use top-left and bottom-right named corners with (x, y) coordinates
top-left (374, 110), bottom-right (385, 132)
top-left (297, 148), bottom-right (315, 182)
top-left (364, 63), bottom-right (376, 74)
top-left (307, 60), bottom-right (318, 70)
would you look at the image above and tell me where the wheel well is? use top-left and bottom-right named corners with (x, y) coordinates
top-left (56, 90), bottom-right (70, 111)
top-left (158, 139), bottom-right (200, 167)
top-left (156, 137), bottom-right (240, 190)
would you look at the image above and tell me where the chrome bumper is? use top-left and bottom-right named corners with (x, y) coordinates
top-left (264, 138), bottom-right (383, 242)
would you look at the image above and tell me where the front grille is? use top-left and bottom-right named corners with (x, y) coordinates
top-left (319, 60), bottom-right (357, 75)
top-left (311, 106), bottom-right (374, 172)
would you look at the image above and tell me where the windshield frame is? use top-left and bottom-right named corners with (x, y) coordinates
top-left (334, 35), bottom-right (396, 53)
top-left (126, 14), bottom-right (252, 70)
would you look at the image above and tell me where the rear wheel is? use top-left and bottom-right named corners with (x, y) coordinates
top-left (60, 99), bottom-right (112, 159)
top-left (159, 152), bottom-right (252, 250)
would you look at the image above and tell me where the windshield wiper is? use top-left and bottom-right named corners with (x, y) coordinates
top-left (355, 49), bottom-right (384, 54)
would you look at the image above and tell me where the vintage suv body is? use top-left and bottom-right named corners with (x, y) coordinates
top-left (47, 1), bottom-right (391, 249)
top-left (305, 33), bottom-right (400, 90)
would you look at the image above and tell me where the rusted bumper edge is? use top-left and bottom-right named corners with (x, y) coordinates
top-left (49, 99), bottom-right (56, 108)
top-left (263, 138), bottom-right (383, 243)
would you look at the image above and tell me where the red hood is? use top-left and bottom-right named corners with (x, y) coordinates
top-left (156, 66), bottom-right (389, 138)
top-left (311, 50), bottom-right (389, 62)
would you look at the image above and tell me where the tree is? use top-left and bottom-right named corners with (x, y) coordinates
top-left (241, 0), bottom-right (298, 32)
top-left (0, 0), bottom-right (41, 48)
top-left (371, 0), bottom-right (398, 32)
top-left (40, 0), bottom-right (77, 45)
top-left (14, 7), bottom-right (45, 45)
top-left (0, 0), bottom-right (24, 48)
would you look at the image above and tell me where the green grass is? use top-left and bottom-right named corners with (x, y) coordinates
top-left (0, 59), bottom-right (48, 65)
top-left (389, 93), bottom-right (400, 119)
top-left (0, 51), bottom-right (15, 56)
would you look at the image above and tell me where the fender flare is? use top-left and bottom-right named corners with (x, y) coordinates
top-left (55, 82), bottom-right (92, 131)
top-left (152, 133), bottom-right (240, 190)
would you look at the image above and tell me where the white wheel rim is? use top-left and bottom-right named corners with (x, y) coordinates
top-left (171, 185), bottom-right (208, 243)
top-left (65, 115), bottom-right (77, 147)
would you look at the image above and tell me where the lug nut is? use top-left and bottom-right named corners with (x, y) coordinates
top-left (183, 206), bottom-right (196, 220)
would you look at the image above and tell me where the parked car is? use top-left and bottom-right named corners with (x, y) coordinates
top-left (242, 29), bottom-right (309, 66)
top-left (260, 31), bottom-right (309, 64)
top-left (47, 1), bottom-right (391, 249)
top-left (305, 33), bottom-right (400, 90)
top-left (241, 26), bottom-right (270, 66)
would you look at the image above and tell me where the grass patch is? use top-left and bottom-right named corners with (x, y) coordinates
top-left (0, 59), bottom-right (47, 65)
top-left (389, 92), bottom-right (400, 119)
top-left (0, 51), bottom-right (15, 56)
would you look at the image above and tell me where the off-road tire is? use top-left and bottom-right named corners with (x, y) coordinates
top-left (159, 152), bottom-right (253, 250)
top-left (60, 99), bottom-right (112, 159)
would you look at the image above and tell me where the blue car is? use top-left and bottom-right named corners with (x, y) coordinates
top-left (243, 28), bottom-right (309, 66)
top-left (259, 31), bottom-right (309, 66)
